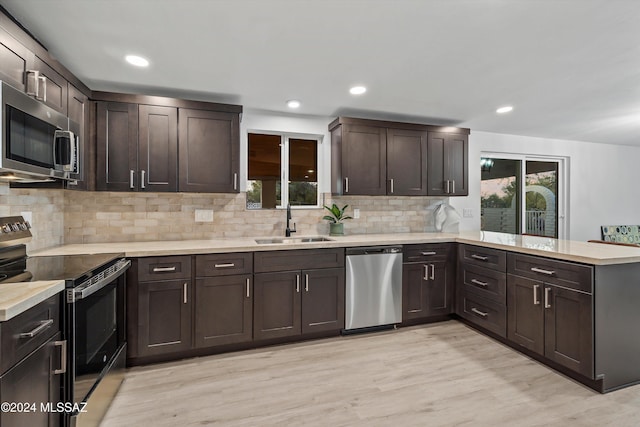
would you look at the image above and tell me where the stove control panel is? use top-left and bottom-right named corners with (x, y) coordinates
top-left (0, 216), bottom-right (32, 246)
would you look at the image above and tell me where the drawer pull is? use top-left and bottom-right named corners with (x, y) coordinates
top-left (471, 308), bottom-right (488, 318)
top-left (53, 340), bottom-right (67, 375)
top-left (420, 251), bottom-right (437, 256)
top-left (214, 263), bottom-right (235, 268)
top-left (19, 319), bottom-right (53, 339)
top-left (471, 254), bottom-right (488, 261)
top-left (471, 279), bottom-right (488, 288)
top-left (153, 266), bottom-right (177, 273)
top-left (531, 267), bottom-right (555, 275)
top-left (533, 284), bottom-right (540, 305)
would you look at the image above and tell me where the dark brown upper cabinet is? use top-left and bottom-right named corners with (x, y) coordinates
top-left (66, 84), bottom-right (92, 190)
top-left (96, 102), bottom-right (139, 191)
top-left (329, 117), bottom-right (469, 196)
top-left (29, 57), bottom-right (68, 115)
top-left (178, 109), bottom-right (240, 193)
top-left (96, 103), bottom-right (179, 192)
top-left (0, 26), bottom-right (32, 92)
top-left (427, 132), bottom-right (469, 196)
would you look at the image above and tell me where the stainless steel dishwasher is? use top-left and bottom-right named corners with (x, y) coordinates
top-left (344, 245), bottom-right (403, 332)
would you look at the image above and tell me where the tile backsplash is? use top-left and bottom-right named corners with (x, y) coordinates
top-left (2, 185), bottom-right (444, 249)
top-left (0, 184), bottom-right (65, 252)
top-left (64, 191), bottom-right (444, 244)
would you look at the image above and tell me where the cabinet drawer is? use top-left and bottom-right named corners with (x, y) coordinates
top-left (196, 253), bottom-right (252, 277)
top-left (138, 256), bottom-right (191, 281)
top-left (404, 243), bottom-right (453, 263)
top-left (0, 294), bottom-right (60, 374)
top-left (458, 292), bottom-right (506, 338)
top-left (254, 248), bottom-right (345, 273)
top-left (459, 244), bottom-right (506, 271)
top-left (459, 263), bottom-right (506, 304)
top-left (507, 253), bottom-right (593, 293)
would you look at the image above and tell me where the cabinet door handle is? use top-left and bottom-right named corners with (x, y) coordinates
top-left (451, 180), bottom-right (455, 194)
top-left (141, 170), bottom-right (146, 189)
top-left (153, 266), bottom-right (176, 272)
top-left (423, 264), bottom-right (429, 280)
top-left (183, 283), bottom-right (188, 304)
top-left (214, 263), bottom-right (235, 268)
top-left (40, 75), bottom-right (47, 102)
top-left (296, 274), bottom-right (300, 293)
top-left (533, 284), bottom-right (540, 305)
top-left (430, 264), bottom-right (435, 280)
top-left (471, 254), bottom-right (488, 261)
top-left (19, 319), bottom-right (53, 339)
top-left (531, 267), bottom-right (555, 276)
top-left (53, 340), bottom-right (67, 375)
top-left (233, 172), bottom-right (238, 190)
top-left (471, 307), bottom-right (488, 318)
top-left (389, 178), bottom-right (394, 194)
top-left (305, 274), bottom-right (309, 292)
top-left (344, 177), bottom-right (349, 193)
top-left (246, 278), bottom-right (250, 298)
top-left (471, 278), bottom-right (488, 288)
top-left (544, 287), bottom-right (551, 308)
top-left (26, 70), bottom-right (38, 97)
top-left (420, 251), bottom-right (437, 256)
top-left (129, 170), bottom-right (135, 189)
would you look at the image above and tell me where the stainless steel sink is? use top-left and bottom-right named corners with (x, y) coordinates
top-left (255, 236), bottom-right (334, 244)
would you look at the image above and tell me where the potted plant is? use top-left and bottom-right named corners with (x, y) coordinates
top-left (323, 203), bottom-right (353, 235)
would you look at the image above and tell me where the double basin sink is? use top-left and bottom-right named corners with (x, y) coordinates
top-left (255, 236), bottom-right (334, 245)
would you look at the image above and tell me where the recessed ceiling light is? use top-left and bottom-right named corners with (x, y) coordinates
top-left (496, 105), bottom-right (513, 114)
top-left (349, 86), bottom-right (367, 95)
top-left (125, 55), bottom-right (149, 67)
top-left (287, 100), bottom-right (301, 109)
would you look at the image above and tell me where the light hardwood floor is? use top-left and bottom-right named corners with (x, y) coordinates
top-left (101, 321), bottom-right (640, 426)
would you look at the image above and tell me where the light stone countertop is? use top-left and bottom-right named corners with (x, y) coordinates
top-left (0, 280), bottom-right (65, 321)
top-left (31, 230), bottom-right (640, 266)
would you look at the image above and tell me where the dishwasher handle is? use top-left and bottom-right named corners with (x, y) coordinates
top-left (346, 246), bottom-right (403, 256)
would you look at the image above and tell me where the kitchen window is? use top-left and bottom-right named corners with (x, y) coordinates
top-left (480, 154), bottom-right (567, 239)
top-left (246, 132), bottom-right (320, 209)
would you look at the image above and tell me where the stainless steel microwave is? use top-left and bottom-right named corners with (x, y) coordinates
top-left (0, 80), bottom-right (81, 182)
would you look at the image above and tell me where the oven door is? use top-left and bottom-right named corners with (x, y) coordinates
top-left (66, 260), bottom-right (129, 409)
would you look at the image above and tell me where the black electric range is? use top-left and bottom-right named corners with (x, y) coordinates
top-left (0, 216), bottom-right (130, 426)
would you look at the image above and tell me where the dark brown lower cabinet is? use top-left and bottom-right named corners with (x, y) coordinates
top-left (0, 332), bottom-right (63, 427)
top-left (403, 260), bottom-right (453, 321)
top-left (254, 271), bottom-right (301, 340)
top-left (195, 274), bottom-right (253, 347)
top-left (507, 273), bottom-right (593, 378)
top-left (137, 279), bottom-right (192, 357)
top-left (254, 268), bottom-right (344, 340)
top-left (301, 268), bottom-right (345, 334)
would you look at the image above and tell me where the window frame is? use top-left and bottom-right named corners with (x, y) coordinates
top-left (246, 130), bottom-right (323, 210)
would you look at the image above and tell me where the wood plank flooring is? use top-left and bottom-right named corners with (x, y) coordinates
top-left (101, 321), bottom-right (640, 426)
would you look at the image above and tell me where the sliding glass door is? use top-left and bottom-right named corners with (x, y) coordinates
top-left (480, 156), bottom-right (564, 238)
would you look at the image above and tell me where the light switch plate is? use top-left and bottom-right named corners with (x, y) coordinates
top-left (195, 209), bottom-right (214, 222)
top-left (353, 208), bottom-right (360, 219)
top-left (463, 208), bottom-right (473, 218)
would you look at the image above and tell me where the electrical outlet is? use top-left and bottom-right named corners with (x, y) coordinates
top-left (463, 208), bottom-right (473, 218)
top-left (195, 209), bottom-right (214, 222)
top-left (353, 208), bottom-right (360, 219)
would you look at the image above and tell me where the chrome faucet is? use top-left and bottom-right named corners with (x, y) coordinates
top-left (285, 204), bottom-right (296, 237)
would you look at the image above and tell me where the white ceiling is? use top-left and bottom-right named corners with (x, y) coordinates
top-left (3, 0), bottom-right (640, 146)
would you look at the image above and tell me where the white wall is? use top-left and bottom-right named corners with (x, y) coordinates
top-left (449, 131), bottom-right (640, 241)
top-left (240, 109), bottom-right (333, 193)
